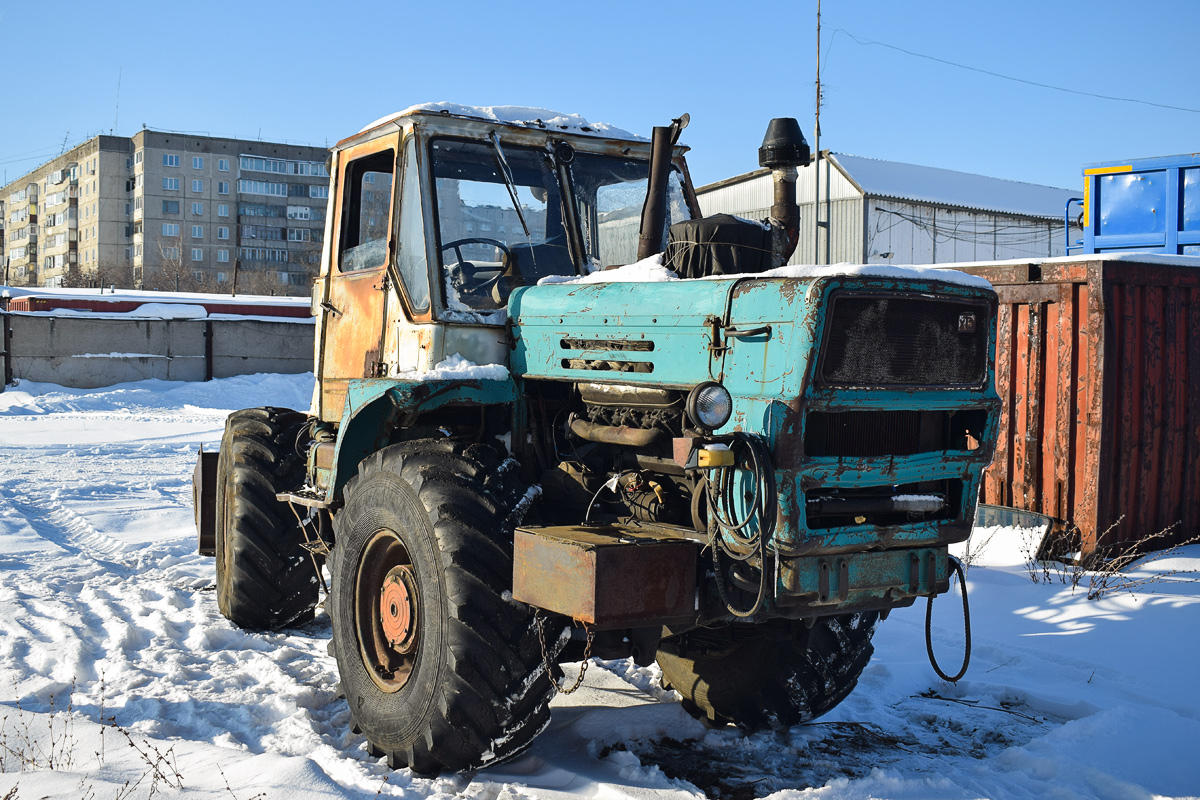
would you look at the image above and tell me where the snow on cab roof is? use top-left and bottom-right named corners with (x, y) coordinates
top-left (832, 153), bottom-right (1077, 219)
top-left (359, 102), bottom-right (645, 141)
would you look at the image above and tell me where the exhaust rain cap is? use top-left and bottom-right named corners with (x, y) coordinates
top-left (758, 117), bottom-right (811, 169)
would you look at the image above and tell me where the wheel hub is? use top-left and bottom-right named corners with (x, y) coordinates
top-left (380, 565), bottom-right (418, 652)
top-left (355, 529), bottom-right (421, 692)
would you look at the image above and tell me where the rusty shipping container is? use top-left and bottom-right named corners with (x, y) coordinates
top-left (957, 256), bottom-right (1200, 555)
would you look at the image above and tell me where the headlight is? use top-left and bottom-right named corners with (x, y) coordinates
top-left (686, 382), bottom-right (732, 431)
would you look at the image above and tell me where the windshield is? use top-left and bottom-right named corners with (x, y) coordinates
top-left (570, 154), bottom-right (690, 270)
top-left (431, 138), bottom-right (572, 320)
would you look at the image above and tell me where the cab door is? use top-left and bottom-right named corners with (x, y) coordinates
top-left (318, 134), bottom-right (400, 421)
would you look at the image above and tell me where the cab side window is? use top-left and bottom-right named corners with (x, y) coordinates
top-left (339, 149), bottom-right (394, 271)
top-left (395, 138), bottom-right (429, 312)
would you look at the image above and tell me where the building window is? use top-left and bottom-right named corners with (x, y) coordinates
top-left (163, 200), bottom-right (180, 214)
top-left (218, 226), bottom-right (229, 240)
top-left (135, 151), bottom-right (144, 165)
top-left (162, 246), bottom-right (179, 259)
top-left (287, 228), bottom-right (311, 242)
top-left (238, 179), bottom-right (287, 197)
top-left (287, 205), bottom-right (311, 220)
top-left (217, 250), bottom-right (229, 263)
top-left (238, 247), bottom-right (289, 263)
top-left (162, 223), bottom-right (180, 236)
top-left (192, 202), bottom-right (203, 215)
top-left (163, 177), bottom-right (180, 191)
top-left (163, 153), bottom-right (179, 167)
top-left (135, 197), bottom-right (144, 211)
top-left (217, 204), bottom-right (229, 217)
top-left (218, 159), bottom-right (229, 172)
top-left (240, 224), bottom-right (284, 241)
top-left (239, 155), bottom-right (288, 174)
top-left (310, 185), bottom-right (329, 200)
top-left (191, 248), bottom-right (203, 262)
top-left (126, 202), bottom-right (133, 214)
top-left (192, 225), bottom-right (203, 239)
top-left (191, 179), bottom-right (203, 192)
top-left (218, 181), bottom-right (229, 195)
top-left (193, 156), bottom-right (204, 170)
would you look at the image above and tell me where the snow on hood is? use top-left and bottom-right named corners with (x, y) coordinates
top-left (537, 254), bottom-right (677, 286)
top-left (535, 254), bottom-right (991, 290)
top-left (360, 102), bottom-right (645, 141)
top-left (760, 262), bottom-right (994, 289)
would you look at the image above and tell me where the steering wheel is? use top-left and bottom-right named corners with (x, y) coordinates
top-left (441, 238), bottom-right (512, 276)
top-left (440, 238), bottom-right (515, 304)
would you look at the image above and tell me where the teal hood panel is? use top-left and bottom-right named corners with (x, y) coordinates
top-left (509, 279), bottom-right (739, 389)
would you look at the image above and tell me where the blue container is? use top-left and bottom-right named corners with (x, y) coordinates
top-left (1066, 153), bottom-right (1200, 255)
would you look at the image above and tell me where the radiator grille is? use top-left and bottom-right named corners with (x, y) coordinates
top-left (805, 410), bottom-right (942, 457)
top-left (820, 295), bottom-right (988, 387)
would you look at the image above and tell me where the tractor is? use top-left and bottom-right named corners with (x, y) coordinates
top-left (193, 103), bottom-right (999, 773)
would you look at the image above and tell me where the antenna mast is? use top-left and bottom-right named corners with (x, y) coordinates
top-left (114, 67), bottom-right (122, 134)
top-left (813, 0), bottom-right (822, 265)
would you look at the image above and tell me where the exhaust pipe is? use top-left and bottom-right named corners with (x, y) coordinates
top-left (758, 118), bottom-right (811, 266)
top-left (636, 114), bottom-right (689, 262)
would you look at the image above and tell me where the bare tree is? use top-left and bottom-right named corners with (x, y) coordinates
top-left (143, 237), bottom-right (197, 292)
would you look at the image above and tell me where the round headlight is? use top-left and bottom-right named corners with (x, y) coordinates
top-left (686, 382), bottom-right (733, 431)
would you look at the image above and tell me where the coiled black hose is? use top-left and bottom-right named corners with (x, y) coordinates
top-left (925, 556), bottom-right (971, 682)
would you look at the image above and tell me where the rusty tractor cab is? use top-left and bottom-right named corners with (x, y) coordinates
top-left (195, 105), bottom-right (1000, 774)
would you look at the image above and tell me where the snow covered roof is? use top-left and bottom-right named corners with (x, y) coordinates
top-left (832, 153), bottom-right (1077, 218)
top-left (359, 102), bottom-right (645, 141)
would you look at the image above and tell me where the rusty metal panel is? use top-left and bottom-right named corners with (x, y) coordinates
top-left (192, 447), bottom-right (219, 556)
top-left (964, 257), bottom-right (1200, 555)
top-left (512, 525), bottom-right (697, 629)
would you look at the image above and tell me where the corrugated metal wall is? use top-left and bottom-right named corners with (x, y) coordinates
top-left (698, 158), bottom-right (860, 214)
top-left (698, 165), bottom-right (1066, 266)
top-left (866, 201), bottom-right (1063, 264)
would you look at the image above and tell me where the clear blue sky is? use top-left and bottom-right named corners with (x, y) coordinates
top-left (2, 0), bottom-right (1196, 193)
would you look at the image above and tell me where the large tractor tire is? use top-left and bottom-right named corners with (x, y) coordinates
top-left (657, 612), bottom-right (879, 730)
top-left (215, 407), bottom-right (318, 630)
top-left (328, 439), bottom-right (558, 774)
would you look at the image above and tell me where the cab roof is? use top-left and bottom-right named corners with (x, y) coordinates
top-left (341, 102), bottom-right (648, 149)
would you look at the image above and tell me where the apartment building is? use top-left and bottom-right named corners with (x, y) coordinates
top-left (1, 131), bottom-right (330, 292)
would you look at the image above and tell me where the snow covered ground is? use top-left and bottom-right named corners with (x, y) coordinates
top-left (0, 373), bottom-right (1197, 799)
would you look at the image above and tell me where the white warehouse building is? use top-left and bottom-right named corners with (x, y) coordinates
top-left (696, 152), bottom-right (1080, 265)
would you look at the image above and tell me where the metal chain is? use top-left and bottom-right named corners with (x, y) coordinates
top-left (535, 613), bottom-right (594, 695)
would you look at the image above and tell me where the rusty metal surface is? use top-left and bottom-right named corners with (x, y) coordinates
top-left (192, 447), bottom-right (218, 556)
top-left (317, 134), bottom-right (399, 422)
top-left (568, 415), bottom-right (663, 447)
top-left (512, 524), bottom-right (697, 629)
top-left (960, 257), bottom-right (1200, 554)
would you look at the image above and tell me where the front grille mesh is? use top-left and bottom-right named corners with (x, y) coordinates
top-left (805, 410), bottom-right (943, 457)
top-left (820, 295), bottom-right (988, 387)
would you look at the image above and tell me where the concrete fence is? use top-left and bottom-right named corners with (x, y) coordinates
top-left (0, 312), bottom-right (314, 389)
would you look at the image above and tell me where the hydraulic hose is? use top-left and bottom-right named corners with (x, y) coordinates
top-left (925, 556), bottom-right (972, 682)
top-left (705, 432), bottom-right (776, 618)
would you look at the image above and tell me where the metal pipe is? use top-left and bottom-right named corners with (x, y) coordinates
top-left (636, 115), bottom-right (689, 262)
top-left (758, 118), bottom-right (810, 267)
top-left (569, 415), bottom-right (663, 448)
top-left (636, 126), bottom-right (674, 262)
